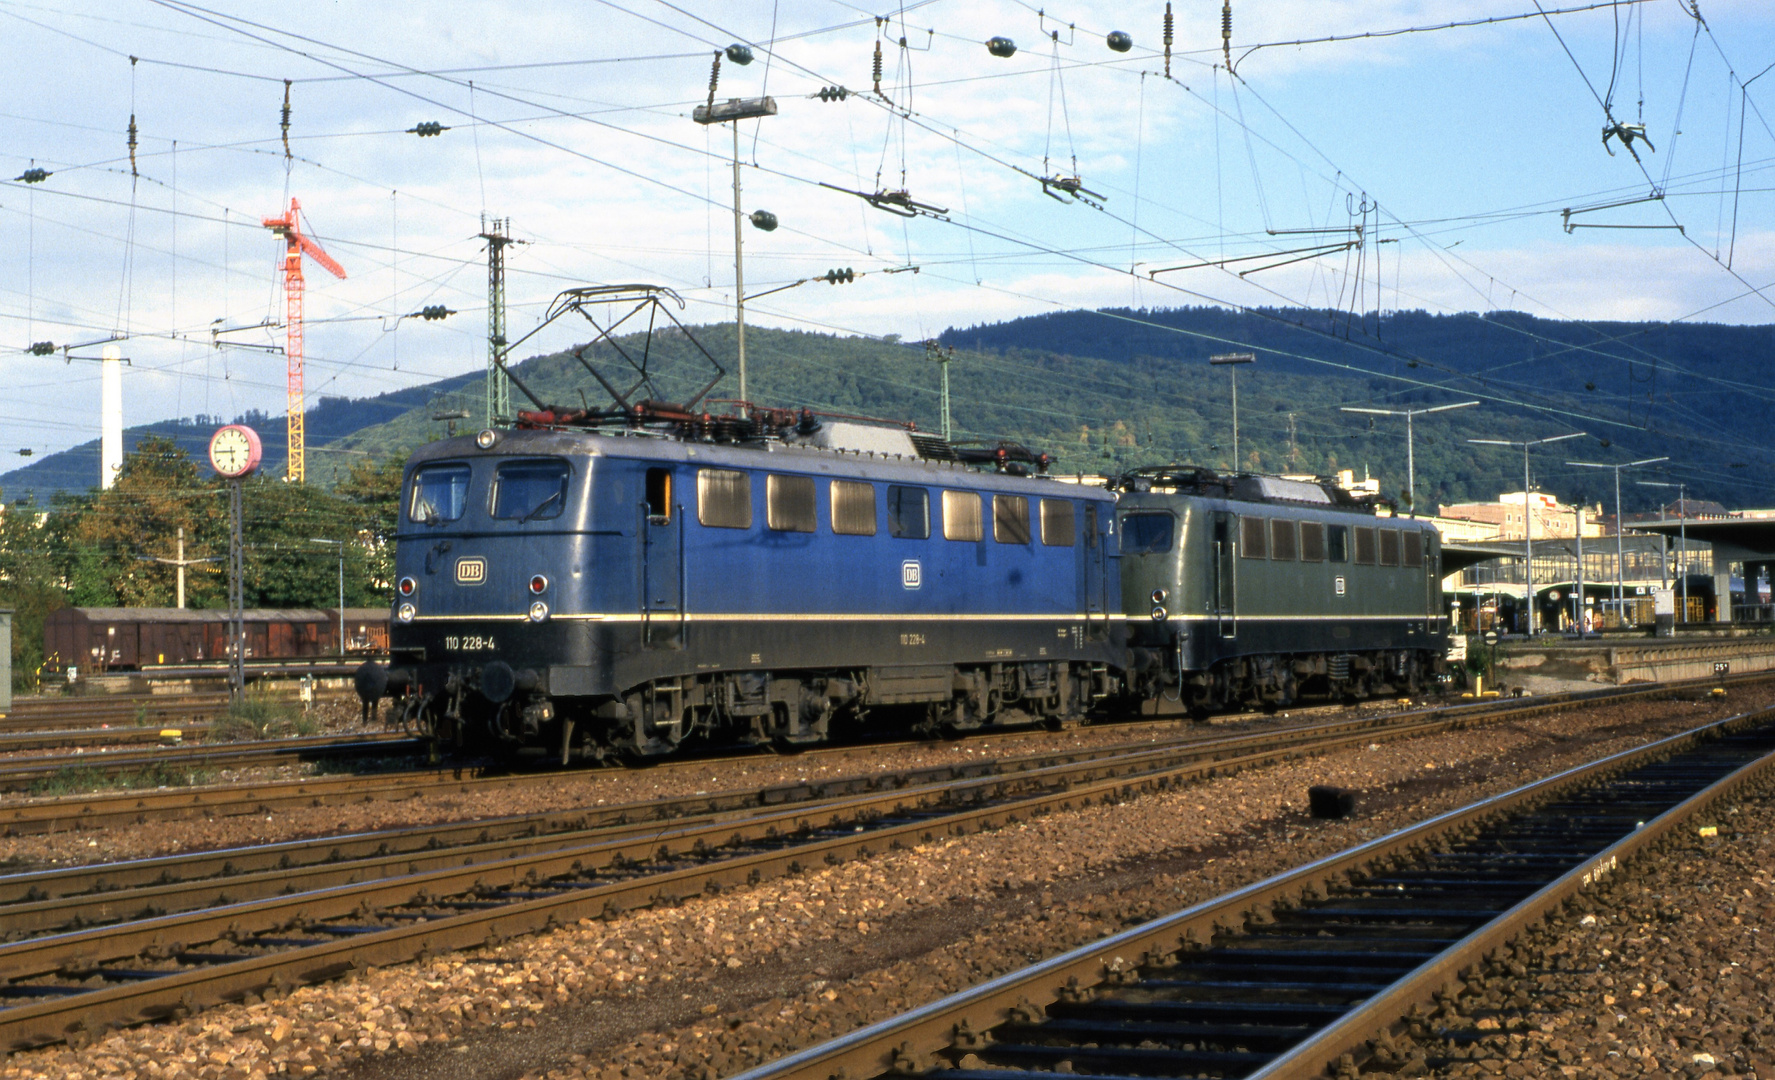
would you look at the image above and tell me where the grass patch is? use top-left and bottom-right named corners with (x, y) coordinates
top-left (25, 761), bottom-right (217, 798)
top-left (206, 695), bottom-right (321, 743)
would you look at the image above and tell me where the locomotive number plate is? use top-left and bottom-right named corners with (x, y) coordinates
top-left (443, 635), bottom-right (498, 651)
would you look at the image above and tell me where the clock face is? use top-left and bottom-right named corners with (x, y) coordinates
top-left (209, 425), bottom-right (262, 478)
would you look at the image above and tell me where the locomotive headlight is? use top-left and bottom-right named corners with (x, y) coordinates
top-left (398, 576), bottom-right (417, 597)
top-left (1151, 604), bottom-right (1168, 621)
top-left (475, 429), bottom-right (499, 450)
top-left (1150, 587), bottom-right (1168, 605)
top-left (528, 601), bottom-right (550, 622)
top-left (397, 602), bottom-right (416, 623)
top-left (529, 574), bottom-right (549, 595)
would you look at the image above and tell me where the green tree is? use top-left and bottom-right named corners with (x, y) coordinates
top-left (70, 436), bottom-right (225, 608)
top-left (0, 495), bottom-right (69, 688)
top-left (334, 452), bottom-right (405, 596)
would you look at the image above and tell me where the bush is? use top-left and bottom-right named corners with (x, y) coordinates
top-left (207, 695), bottom-right (317, 742)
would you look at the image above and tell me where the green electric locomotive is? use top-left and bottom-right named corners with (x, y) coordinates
top-left (1115, 467), bottom-right (1448, 712)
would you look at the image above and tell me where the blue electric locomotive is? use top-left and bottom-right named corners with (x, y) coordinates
top-left (360, 415), bottom-right (1125, 760)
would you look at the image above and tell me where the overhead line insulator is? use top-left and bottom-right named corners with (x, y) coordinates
top-left (417, 305), bottom-right (456, 321)
top-left (280, 79), bottom-right (292, 161)
top-left (14, 168), bottom-right (50, 184)
top-left (29, 341), bottom-right (56, 356)
top-left (817, 86), bottom-right (850, 102)
top-left (1163, 3), bottom-right (1173, 77)
top-left (823, 267), bottom-right (855, 284)
top-left (407, 121), bottom-right (449, 137)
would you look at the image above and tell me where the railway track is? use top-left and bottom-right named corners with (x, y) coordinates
top-left (0, 677), bottom-right (1757, 1052)
top-left (0, 669), bottom-right (1755, 835)
top-left (0, 693), bottom-right (349, 737)
top-left (0, 732), bottom-right (425, 794)
top-left (725, 709), bottom-right (1775, 1080)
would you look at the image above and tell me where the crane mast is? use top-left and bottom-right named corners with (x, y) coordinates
top-left (263, 198), bottom-right (347, 483)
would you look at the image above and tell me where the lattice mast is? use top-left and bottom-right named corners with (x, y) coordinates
top-left (262, 198), bottom-right (347, 482)
top-left (480, 216), bottom-right (520, 427)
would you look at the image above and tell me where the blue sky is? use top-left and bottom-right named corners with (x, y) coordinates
top-left (1, 0), bottom-right (1772, 462)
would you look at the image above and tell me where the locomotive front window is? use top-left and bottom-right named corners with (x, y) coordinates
top-left (1327, 524), bottom-right (1349, 563)
top-left (766, 474), bottom-right (817, 532)
top-left (993, 495), bottom-right (1031, 545)
top-left (887, 485), bottom-right (929, 539)
top-left (943, 491), bottom-right (983, 542)
top-left (1040, 499), bottom-right (1075, 547)
top-left (409, 463), bottom-right (471, 525)
top-left (1300, 521), bottom-right (1326, 562)
top-left (492, 459), bottom-right (571, 522)
top-left (1241, 516), bottom-right (1267, 559)
top-left (1378, 529), bottom-right (1401, 566)
top-left (830, 480), bottom-right (877, 536)
top-left (1118, 512), bottom-right (1173, 554)
top-left (1270, 519), bottom-right (1298, 561)
top-left (697, 469), bottom-right (753, 529)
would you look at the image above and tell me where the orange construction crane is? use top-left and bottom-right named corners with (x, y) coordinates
top-left (262, 197), bottom-right (347, 483)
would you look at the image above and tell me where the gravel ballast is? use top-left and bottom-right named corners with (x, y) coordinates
top-left (0, 692), bottom-right (1766, 1080)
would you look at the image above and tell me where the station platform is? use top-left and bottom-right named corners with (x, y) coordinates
top-left (1489, 633), bottom-right (1775, 691)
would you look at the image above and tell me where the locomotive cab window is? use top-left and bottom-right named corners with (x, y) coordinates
top-left (1327, 524), bottom-right (1349, 563)
top-left (1354, 526), bottom-right (1377, 565)
top-left (1240, 516), bottom-right (1267, 559)
top-left (1270, 519), bottom-right (1297, 561)
top-left (409, 463), bottom-right (471, 525)
top-left (1119, 512), bottom-right (1173, 555)
top-left (1300, 521), bottom-right (1326, 562)
top-left (492, 459), bottom-right (572, 522)
top-left (1040, 499), bottom-right (1075, 547)
top-left (767, 474), bottom-right (817, 533)
top-left (645, 468), bottom-right (672, 523)
top-left (1402, 530), bottom-right (1424, 567)
top-left (993, 495), bottom-right (1031, 545)
top-left (943, 491), bottom-right (983, 542)
top-left (830, 480), bottom-right (877, 536)
top-left (1378, 529), bottom-right (1400, 566)
top-left (887, 485), bottom-right (929, 539)
top-left (697, 469), bottom-right (753, 529)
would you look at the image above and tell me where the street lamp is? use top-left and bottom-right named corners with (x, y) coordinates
top-left (1209, 353), bottom-right (1255, 470)
top-left (693, 93), bottom-right (778, 405)
top-left (1565, 456), bottom-right (1667, 627)
top-left (1338, 400), bottom-right (1478, 515)
top-left (1637, 480), bottom-right (1689, 624)
top-left (310, 538), bottom-right (345, 658)
top-left (1468, 432), bottom-right (1585, 635)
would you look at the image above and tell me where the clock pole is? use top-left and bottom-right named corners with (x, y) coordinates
top-left (229, 476), bottom-right (245, 701)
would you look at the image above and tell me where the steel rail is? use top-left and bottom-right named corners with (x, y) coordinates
top-left (3, 666), bottom-right (1753, 836)
top-left (0, 727), bottom-right (216, 753)
top-left (720, 707), bottom-right (1775, 1080)
top-left (0, 686), bottom-right (1651, 1053)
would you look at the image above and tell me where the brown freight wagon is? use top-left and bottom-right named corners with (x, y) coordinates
top-left (44, 608), bottom-right (391, 672)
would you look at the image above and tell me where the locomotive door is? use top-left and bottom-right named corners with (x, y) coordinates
top-left (1212, 511), bottom-right (1237, 638)
top-left (1083, 503), bottom-right (1106, 637)
top-left (641, 467), bottom-right (685, 649)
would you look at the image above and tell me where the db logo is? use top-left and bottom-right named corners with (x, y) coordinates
top-left (901, 560), bottom-right (922, 590)
top-left (455, 557), bottom-right (487, 585)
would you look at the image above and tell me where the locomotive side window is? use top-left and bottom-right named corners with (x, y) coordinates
top-left (1402, 530), bottom-right (1424, 567)
top-left (1378, 529), bottom-right (1401, 566)
top-left (1300, 521), bottom-right (1326, 562)
top-left (1240, 516), bottom-right (1267, 559)
top-left (830, 480), bottom-right (877, 536)
top-left (1269, 519), bottom-right (1297, 561)
top-left (409, 463), bottom-right (471, 524)
top-left (943, 491), bottom-right (983, 541)
top-left (697, 469), bottom-right (753, 529)
top-left (1354, 526), bottom-right (1377, 565)
top-left (645, 468), bottom-right (672, 522)
top-left (993, 495), bottom-right (1031, 545)
top-left (492, 459), bottom-right (571, 522)
top-left (1327, 524), bottom-right (1349, 562)
top-left (1040, 499), bottom-right (1075, 547)
top-left (766, 474), bottom-right (817, 533)
top-left (887, 485), bottom-right (929, 539)
top-left (1119, 512), bottom-right (1173, 554)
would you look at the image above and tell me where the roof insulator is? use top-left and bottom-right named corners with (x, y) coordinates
top-left (16, 168), bottom-right (51, 184)
top-left (749, 209), bottom-right (778, 231)
top-left (725, 43), bottom-right (754, 65)
top-left (986, 36), bottom-right (1017, 58)
top-left (1107, 31), bottom-right (1133, 52)
top-left (407, 121), bottom-right (449, 137)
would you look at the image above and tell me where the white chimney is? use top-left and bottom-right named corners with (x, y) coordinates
top-left (101, 344), bottom-right (123, 489)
